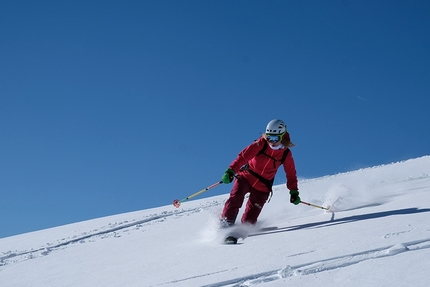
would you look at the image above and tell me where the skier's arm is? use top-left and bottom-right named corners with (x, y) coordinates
top-left (229, 138), bottom-right (265, 173)
top-left (283, 152), bottom-right (298, 191)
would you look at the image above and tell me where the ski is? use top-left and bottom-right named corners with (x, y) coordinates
top-left (223, 236), bottom-right (238, 244)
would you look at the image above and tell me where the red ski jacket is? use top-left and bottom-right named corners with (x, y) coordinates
top-left (229, 136), bottom-right (298, 193)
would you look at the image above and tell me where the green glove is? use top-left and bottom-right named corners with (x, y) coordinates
top-left (221, 168), bottom-right (235, 184)
top-left (289, 190), bottom-right (300, 205)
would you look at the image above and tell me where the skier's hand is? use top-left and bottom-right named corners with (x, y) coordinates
top-left (289, 190), bottom-right (300, 205)
top-left (221, 168), bottom-right (235, 184)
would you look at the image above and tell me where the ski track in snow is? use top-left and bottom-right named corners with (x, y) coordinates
top-left (198, 238), bottom-right (430, 287)
top-left (0, 201), bottom-right (221, 268)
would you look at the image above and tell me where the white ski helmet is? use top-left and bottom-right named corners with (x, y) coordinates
top-left (266, 119), bottom-right (286, 135)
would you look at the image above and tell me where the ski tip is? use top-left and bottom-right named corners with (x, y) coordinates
top-left (224, 236), bottom-right (238, 245)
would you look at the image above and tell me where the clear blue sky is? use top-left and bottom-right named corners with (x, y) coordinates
top-left (1, 0), bottom-right (429, 238)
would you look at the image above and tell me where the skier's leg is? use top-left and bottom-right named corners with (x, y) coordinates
top-left (221, 176), bottom-right (251, 225)
top-left (241, 189), bottom-right (269, 225)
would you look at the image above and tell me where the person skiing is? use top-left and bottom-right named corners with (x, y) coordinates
top-left (220, 119), bottom-right (300, 227)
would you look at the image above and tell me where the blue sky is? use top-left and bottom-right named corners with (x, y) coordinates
top-left (1, 0), bottom-right (429, 238)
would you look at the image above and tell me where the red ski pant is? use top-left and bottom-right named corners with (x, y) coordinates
top-left (221, 176), bottom-right (270, 225)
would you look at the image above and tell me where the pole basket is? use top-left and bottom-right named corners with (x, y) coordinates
top-left (173, 199), bottom-right (181, 208)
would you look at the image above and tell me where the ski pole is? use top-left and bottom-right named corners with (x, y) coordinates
top-left (173, 181), bottom-right (223, 208)
top-left (300, 200), bottom-right (331, 211)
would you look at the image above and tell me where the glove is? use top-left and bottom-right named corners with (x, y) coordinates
top-left (289, 190), bottom-right (300, 205)
top-left (221, 168), bottom-right (235, 184)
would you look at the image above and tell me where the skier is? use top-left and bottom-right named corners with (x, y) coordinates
top-left (220, 119), bottom-right (300, 228)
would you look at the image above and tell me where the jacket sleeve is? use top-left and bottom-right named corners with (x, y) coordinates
top-left (229, 138), bottom-right (265, 173)
top-left (283, 152), bottom-right (298, 191)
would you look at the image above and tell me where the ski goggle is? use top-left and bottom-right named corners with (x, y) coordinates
top-left (266, 133), bottom-right (284, 143)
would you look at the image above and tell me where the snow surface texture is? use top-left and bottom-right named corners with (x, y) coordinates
top-left (1, 156), bottom-right (430, 287)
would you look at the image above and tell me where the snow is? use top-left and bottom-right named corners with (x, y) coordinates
top-left (1, 156), bottom-right (430, 287)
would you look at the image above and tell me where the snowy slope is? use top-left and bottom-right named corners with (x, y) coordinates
top-left (1, 156), bottom-right (430, 287)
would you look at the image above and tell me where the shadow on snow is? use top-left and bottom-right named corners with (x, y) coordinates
top-left (250, 207), bottom-right (430, 238)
